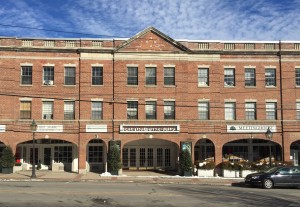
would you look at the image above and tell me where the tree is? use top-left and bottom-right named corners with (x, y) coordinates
top-left (107, 142), bottom-right (122, 175)
top-left (0, 146), bottom-right (15, 170)
top-left (179, 148), bottom-right (193, 176)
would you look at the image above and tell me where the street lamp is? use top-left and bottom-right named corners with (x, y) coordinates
top-left (30, 119), bottom-right (37, 178)
top-left (265, 127), bottom-right (273, 168)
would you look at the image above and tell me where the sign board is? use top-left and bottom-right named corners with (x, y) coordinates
top-left (86, 125), bottom-right (107, 132)
top-left (119, 124), bottom-right (180, 133)
top-left (37, 125), bottom-right (63, 132)
top-left (227, 125), bottom-right (277, 133)
top-left (0, 125), bottom-right (5, 132)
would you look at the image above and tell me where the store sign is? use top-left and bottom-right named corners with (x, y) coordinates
top-left (120, 124), bottom-right (180, 133)
top-left (86, 124), bottom-right (107, 132)
top-left (37, 125), bottom-right (63, 132)
top-left (0, 125), bottom-right (5, 132)
top-left (227, 125), bottom-right (277, 133)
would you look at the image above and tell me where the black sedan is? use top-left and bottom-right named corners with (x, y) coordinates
top-left (245, 166), bottom-right (300, 189)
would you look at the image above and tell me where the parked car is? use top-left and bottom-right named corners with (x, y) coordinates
top-left (245, 166), bottom-right (300, 189)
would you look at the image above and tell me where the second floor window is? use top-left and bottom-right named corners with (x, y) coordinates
top-left (127, 67), bottom-right (138, 85)
top-left (21, 66), bottom-right (32, 85)
top-left (146, 101), bottom-right (157, 120)
top-left (42, 101), bottom-right (53, 120)
top-left (198, 102), bottom-right (209, 120)
top-left (225, 102), bottom-right (236, 120)
top-left (164, 101), bottom-right (175, 119)
top-left (146, 67), bottom-right (156, 85)
top-left (198, 68), bottom-right (209, 86)
top-left (296, 68), bottom-right (300, 86)
top-left (224, 68), bottom-right (235, 86)
top-left (245, 68), bottom-right (256, 87)
top-left (127, 101), bottom-right (138, 119)
top-left (297, 102), bottom-right (300, 120)
top-left (91, 101), bottom-right (103, 120)
top-left (164, 67), bottom-right (175, 86)
top-left (64, 101), bottom-right (75, 120)
top-left (265, 69), bottom-right (276, 86)
top-left (245, 102), bottom-right (256, 120)
top-left (20, 101), bottom-right (31, 119)
top-left (266, 102), bottom-right (277, 120)
top-left (65, 67), bottom-right (76, 85)
top-left (43, 66), bottom-right (54, 85)
top-left (92, 67), bottom-right (103, 85)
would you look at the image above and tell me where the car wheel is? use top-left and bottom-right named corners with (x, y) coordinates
top-left (263, 179), bottom-right (273, 189)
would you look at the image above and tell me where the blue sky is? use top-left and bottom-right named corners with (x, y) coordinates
top-left (0, 0), bottom-right (299, 40)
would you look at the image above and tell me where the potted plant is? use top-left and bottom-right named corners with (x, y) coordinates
top-left (107, 143), bottom-right (122, 175)
top-left (197, 160), bottom-right (216, 177)
top-left (179, 149), bottom-right (193, 176)
top-left (221, 161), bottom-right (241, 178)
top-left (0, 146), bottom-right (15, 174)
top-left (240, 161), bottom-right (257, 177)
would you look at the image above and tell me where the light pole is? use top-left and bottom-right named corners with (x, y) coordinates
top-left (30, 119), bottom-right (37, 178)
top-left (265, 127), bottom-right (273, 168)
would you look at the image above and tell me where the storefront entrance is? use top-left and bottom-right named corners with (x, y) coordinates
top-left (122, 139), bottom-right (178, 171)
top-left (291, 140), bottom-right (300, 166)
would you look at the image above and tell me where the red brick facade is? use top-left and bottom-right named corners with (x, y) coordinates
top-left (0, 27), bottom-right (299, 173)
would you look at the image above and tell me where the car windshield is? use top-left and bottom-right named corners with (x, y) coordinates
top-left (263, 167), bottom-right (279, 173)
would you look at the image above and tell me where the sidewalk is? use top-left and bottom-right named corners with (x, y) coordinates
top-left (0, 170), bottom-right (245, 186)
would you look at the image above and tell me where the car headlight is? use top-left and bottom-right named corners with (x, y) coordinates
top-left (251, 176), bottom-right (260, 179)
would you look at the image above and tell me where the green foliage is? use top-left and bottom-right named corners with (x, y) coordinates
top-left (107, 143), bottom-right (122, 172)
top-left (0, 146), bottom-right (15, 168)
top-left (179, 149), bottom-right (193, 172)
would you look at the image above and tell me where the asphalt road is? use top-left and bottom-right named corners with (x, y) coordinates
top-left (0, 181), bottom-right (299, 207)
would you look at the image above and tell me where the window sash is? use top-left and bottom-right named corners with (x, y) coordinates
top-left (296, 69), bottom-right (300, 86)
top-left (92, 67), bottom-right (103, 85)
top-left (245, 69), bottom-right (256, 86)
top-left (146, 67), bottom-right (156, 85)
top-left (146, 101), bottom-right (156, 120)
top-left (43, 66), bottom-right (54, 81)
top-left (42, 101), bottom-right (53, 119)
top-left (88, 146), bottom-right (103, 163)
top-left (164, 101), bottom-right (175, 119)
top-left (224, 69), bottom-right (235, 86)
top-left (127, 101), bottom-right (138, 119)
top-left (266, 102), bottom-right (277, 120)
top-left (198, 68), bottom-right (209, 86)
top-left (164, 67), bottom-right (175, 85)
top-left (198, 102), bottom-right (209, 120)
top-left (245, 102), bottom-right (256, 120)
top-left (265, 69), bottom-right (276, 86)
top-left (65, 67), bottom-right (76, 85)
top-left (127, 67), bottom-right (138, 85)
top-left (21, 66), bottom-right (32, 85)
top-left (91, 102), bottom-right (103, 120)
top-left (20, 101), bottom-right (31, 119)
top-left (297, 102), bottom-right (300, 120)
top-left (64, 101), bottom-right (75, 120)
top-left (225, 103), bottom-right (236, 120)
top-left (54, 146), bottom-right (72, 163)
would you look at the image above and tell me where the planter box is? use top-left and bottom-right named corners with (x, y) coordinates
top-left (197, 169), bottom-right (214, 177)
top-left (241, 170), bottom-right (256, 178)
top-left (184, 170), bottom-right (192, 177)
top-left (2, 167), bottom-right (13, 174)
top-left (52, 163), bottom-right (64, 172)
top-left (223, 169), bottom-right (239, 178)
top-left (13, 165), bottom-right (22, 173)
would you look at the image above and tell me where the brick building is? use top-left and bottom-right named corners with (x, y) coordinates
top-left (0, 27), bottom-right (299, 174)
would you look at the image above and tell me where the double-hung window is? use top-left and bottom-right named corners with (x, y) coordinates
top-left (92, 67), bottom-right (103, 85)
top-left (127, 67), bottom-right (138, 85)
top-left (297, 102), bottom-right (300, 120)
top-left (198, 68), bottom-right (209, 86)
top-left (224, 68), bottom-right (235, 86)
top-left (164, 101), bottom-right (175, 119)
top-left (266, 102), bottom-right (277, 120)
top-left (245, 102), bottom-right (256, 120)
top-left (198, 102), bottom-right (209, 120)
top-left (21, 66), bottom-right (32, 85)
top-left (265, 69), bottom-right (276, 86)
top-left (146, 67), bottom-right (156, 85)
top-left (64, 67), bottom-right (76, 85)
top-left (245, 68), bottom-right (256, 86)
top-left (91, 101), bottom-right (103, 120)
top-left (127, 101), bottom-right (138, 119)
top-left (164, 67), bottom-right (175, 86)
top-left (42, 101), bottom-right (53, 120)
top-left (43, 66), bottom-right (54, 85)
top-left (20, 101), bottom-right (31, 119)
top-left (225, 102), bottom-right (236, 120)
top-left (146, 101), bottom-right (156, 120)
top-left (296, 68), bottom-right (300, 86)
top-left (64, 101), bottom-right (75, 120)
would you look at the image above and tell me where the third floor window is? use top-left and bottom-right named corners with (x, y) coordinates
top-left (43, 66), bottom-right (54, 85)
top-left (64, 67), bottom-right (76, 85)
top-left (224, 68), bottom-right (235, 86)
top-left (127, 67), bottom-right (138, 85)
top-left (21, 66), bottom-right (32, 85)
top-left (296, 68), bottom-right (300, 86)
top-left (198, 68), bottom-right (209, 86)
top-left (265, 69), bottom-right (276, 87)
top-left (92, 67), bottom-right (103, 85)
top-left (164, 67), bottom-right (175, 86)
top-left (245, 68), bottom-right (256, 87)
top-left (146, 67), bottom-right (156, 85)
